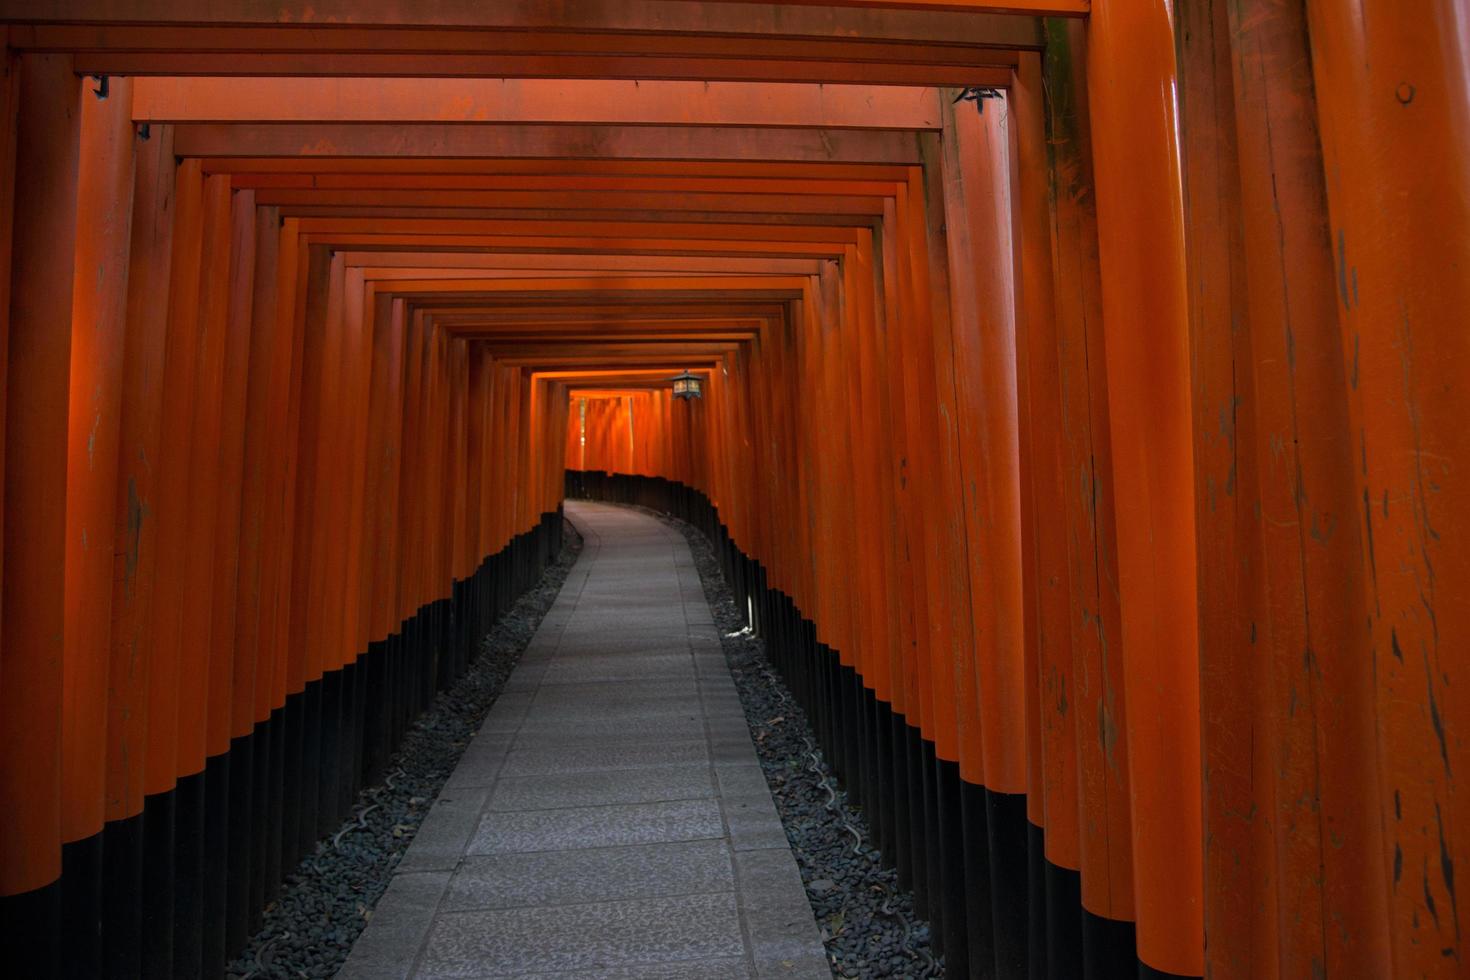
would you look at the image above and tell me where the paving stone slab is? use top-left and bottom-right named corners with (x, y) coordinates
top-left (344, 502), bottom-right (827, 979)
top-left (339, 871), bottom-right (452, 980)
top-left (442, 738), bottom-right (514, 789)
top-left (468, 798), bottom-right (725, 853)
top-left (512, 702), bottom-right (707, 727)
top-left (397, 787), bottom-right (492, 873)
top-left (463, 958), bottom-right (752, 980)
top-left (538, 660), bottom-right (696, 684)
top-left (723, 794), bottom-right (793, 852)
top-left (486, 767), bottom-right (716, 812)
top-left (417, 893), bottom-right (746, 977)
top-left (530, 682), bottom-right (700, 705)
top-left (509, 714), bottom-right (707, 740)
top-left (442, 839), bottom-right (734, 911)
top-left (497, 736), bottom-right (709, 777)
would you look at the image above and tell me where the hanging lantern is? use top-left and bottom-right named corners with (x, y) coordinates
top-left (669, 369), bottom-right (703, 400)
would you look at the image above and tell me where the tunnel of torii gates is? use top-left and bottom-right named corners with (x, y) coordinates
top-left (0, 1), bottom-right (1465, 978)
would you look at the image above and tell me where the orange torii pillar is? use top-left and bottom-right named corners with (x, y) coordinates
top-left (0, 132), bottom-right (571, 978)
top-left (0, 56), bottom-right (133, 976)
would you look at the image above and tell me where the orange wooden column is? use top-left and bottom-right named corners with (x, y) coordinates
top-left (58, 73), bottom-right (137, 973)
top-left (256, 217), bottom-right (303, 756)
top-left (366, 297), bottom-right (407, 653)
top-left (884, 185), bottom-right (949, 921)
top-left (206, 186), bottom-right (258, 959)
top-left (170, 170), bottom-right (233, 978)
top-left (231, 200), bottom-right (285, 941)
top-left (1176, 1), bottom-right (1394, 974)
top-left (301, 250), bottom-right (347, 716)
top-left (1168, 4), bottom-right (1265, 977)
top-left (0, 51), bottom-right (81, 973)
top-left (1041, 17), bottom-right (1138, 966)
top-left (1012, 47), bottom-right (1083, 973)
top-left (135, 152), bottom-right (203, 978)
top-left (103, 120), bottom-right (176, 976)
top-left (231, 203), bottom-right (278, 740)
top-left (1087, 4), bottom-right (1204, 974)
top-left (876, 192), bottom-right (929, 898)
top-left (350, 291), bottom-right (392, 674)
top-left (1308, 1), bottom-right (1470, 971)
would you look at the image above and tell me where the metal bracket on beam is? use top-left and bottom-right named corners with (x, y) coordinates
top-left (953, 86), bottom-right (1002, 114)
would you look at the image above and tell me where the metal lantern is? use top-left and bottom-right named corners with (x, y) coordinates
top-left (669, 369), bottom-right (703, 400)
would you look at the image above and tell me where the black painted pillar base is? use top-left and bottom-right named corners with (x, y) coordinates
top-left (248, 716), bottom-right (273, 936)
top-left (891, 712), bottom-right (914, 890)
top-left (172, 769), bottom-right (205, 980)
top-left (935, 757), bottom-right (969, 977)
top-left (0, 878), bottom-right (62, 979)
top-left (101, 811), bottom-right (145, 979)
top-left (298, 679), bottom-right (323, 858)
top-left (1028, 821), bottom-right (1048, 978)
top-left (140, 788), bottom-right (176, 978)
top-left (920, 739), bottom-right (944, 944)
top-left (1044, 860), bottom-right (1084, 980)
top-left (202, 752), bottom-right (231, 977)
top-left (1082, 906), bottom-right (1138, 980)
top-left (60, 830), bottom-right (104, 978)
top-left (264, 705), bottom-right (287, 915)
top-left (960, 779), bottom-right (997, 979)
top-left (280, 692), bottom-right (304, 879)
top-left (872, 692), bottom-right (893, 863)
top-left (986, 788), bottom-right (1029, 978)
top-left (906, 724), bottom-right (929, 913)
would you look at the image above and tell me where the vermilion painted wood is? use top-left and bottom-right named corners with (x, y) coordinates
top-left (211, 189), bottom-right (257, 746)
top-left (173, 125), bottom-right (927, 165)
top-left (369, 299), bottom-right (407, 644)
top-left (61, 75), bottom-right (137, 846)
top-left (144, 157), bottom-right (203, 798)
top-left (284, 245), bottom-right (332, 696)
top-left (106, 122), bottom-right (176, 821)
top-left (258, 218), bottom-right (303, 719)
top-left (234, 204), bottom-right (282, 731)
top-left (1174, 1), bottom-right (1272, 962)
top-left (877, 195), bottom-right (922, 738)
top-left (130, 78), bottom-right (944, 131)
top-left (335, 272), bottom-right (374, 669)
top-left (31, 25), bottom-right (1019, 69)
top-left (1309, 1), bottom-right (1470, 970)
top-left (4, 7), bottom-right (1466, 974)
top-left (893, 183), bottom-right (942, 749)
top-left (269, 226), bottom-right (311, 710)
top-left (1088, 3), bottom-right (1202, 973)
top-left (1040, 19), bottom-right (1136, 928)
top-left (2, 2), bottom-right (1045, 47)
top-left (1010, 53), bottom-right (1078, 871)
top-left (178, 173), bottom-right (232, 777)
top-left (83, 52), bottom-right (1014, 88)
top-left (0, 46), bottom-right (12, 737)
top-left (917, 130), bottom-right (982, 786)
top-left (0, 55), bottom-right (81, 895)
top-left (304, 253), bottom-right (347, 679)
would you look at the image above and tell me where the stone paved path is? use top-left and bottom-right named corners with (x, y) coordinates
top-left (341, 501), bottom-right (831, 979)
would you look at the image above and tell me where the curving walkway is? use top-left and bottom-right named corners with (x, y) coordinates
top-left (341, 501), bottom-right (830, 979)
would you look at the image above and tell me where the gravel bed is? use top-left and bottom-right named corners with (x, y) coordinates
top-left (637, 505), bottom-right (943, 979)
top-left (227, 520), bottom-right (583, 980)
